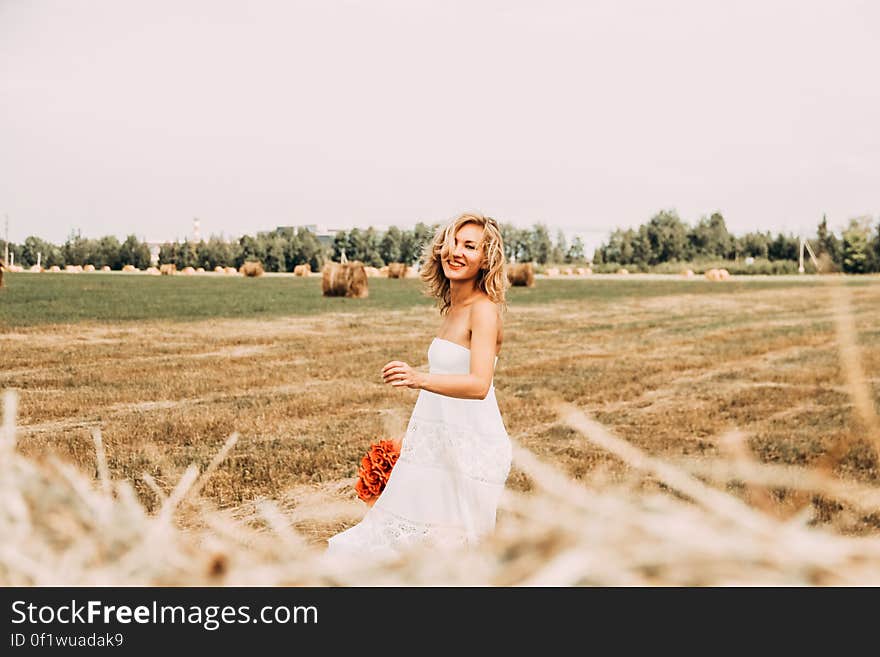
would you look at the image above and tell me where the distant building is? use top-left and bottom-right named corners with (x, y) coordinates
top-left (275, 224), bottom-right (344, 248)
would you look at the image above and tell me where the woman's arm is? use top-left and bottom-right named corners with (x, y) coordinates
top-left (382, 301), bottom-right (498, 400)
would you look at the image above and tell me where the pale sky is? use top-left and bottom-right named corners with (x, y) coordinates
top-left (2, 0), bottom-right (878, 256)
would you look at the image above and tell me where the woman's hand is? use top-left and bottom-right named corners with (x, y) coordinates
top-left (382, 361), bottom-right (424, 390)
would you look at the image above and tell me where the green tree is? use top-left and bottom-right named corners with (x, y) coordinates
top-left (841, 217), bottom-right (872, 274)
top-left (646, 210), bottom-right (688, 263)
top-left (119, 235), bottom-right (151, 269)
top-left (264, 236), bottom-right (287, 272)
top-left (551, 229), bottom-right (567, 264)
top-left (95, 235), bottom-right (122, 269)
top-left (530, 223), bottom-right (553, 264)
top-left (20, 236), bottom-right (61, 268)
top-left (737, 231), bottom-right (770, 259)
top-left (632, 225), bottom-right (652, 267)
top-left (566, 236), bottom-right (586, 264)
top-left (689, 212), bottom-right (733, 259)
top-left (332, 230), bottom-right (349, 262)
top-left (816, 214), bottom-right (841, 265)
top-left (379, 226), bottom-right (403, 265)
top-left (237, 235), bottom-right (265, 268)
top-left (768, 233), bottom-right (798, 261)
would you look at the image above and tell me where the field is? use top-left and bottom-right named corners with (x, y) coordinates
top-left (2, 271), bottom-right (880, 583)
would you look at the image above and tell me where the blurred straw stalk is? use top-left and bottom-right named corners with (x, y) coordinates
top-left (4, 388), bottom-right (880, 585)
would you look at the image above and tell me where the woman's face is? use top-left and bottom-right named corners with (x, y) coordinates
top-left (441, 222), bottom-right (485, 281)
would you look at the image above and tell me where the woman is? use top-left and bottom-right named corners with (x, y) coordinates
top-left (326, 212), bottom-right (512, 561)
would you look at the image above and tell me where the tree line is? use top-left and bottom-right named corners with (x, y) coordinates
top-left (3, 212), bottom-right (878, 273)
top-left (0, 220), bottom-right (588, 271)
top-left (592, 211), bottom-right (880, 274)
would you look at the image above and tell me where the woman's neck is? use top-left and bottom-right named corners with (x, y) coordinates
top-left (449, 279), bottom-right (481, 308)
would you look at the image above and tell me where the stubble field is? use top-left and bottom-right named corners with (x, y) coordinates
top-left (2, 272), bottom-right (880, 550)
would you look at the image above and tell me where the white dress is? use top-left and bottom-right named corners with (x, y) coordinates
top-left (326, 337), bottom-right (512, 561)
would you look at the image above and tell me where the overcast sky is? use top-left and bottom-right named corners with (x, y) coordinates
top-left (2, 0), bottom-right (878, 255)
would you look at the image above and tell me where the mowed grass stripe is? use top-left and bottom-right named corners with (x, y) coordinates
top-left (0, 271), bottom-right (844, 327)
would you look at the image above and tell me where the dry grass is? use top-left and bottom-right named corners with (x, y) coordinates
top-left (2, 277), bottom-right (880, 584)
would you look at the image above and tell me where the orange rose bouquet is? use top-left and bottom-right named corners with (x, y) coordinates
top-left (355, 438), bottom-right (401, 506)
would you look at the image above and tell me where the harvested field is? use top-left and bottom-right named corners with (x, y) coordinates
top-left (2, 274), bottom-right (880, 583)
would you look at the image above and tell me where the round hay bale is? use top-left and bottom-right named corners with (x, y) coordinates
top-left (386, 262), bottom-right (408, 278)
top-left (405, 266), bottom-right (419, 278)
top-left (378, 265), bottom-right (389, 276)
top-left (214, 265), bottom-right (225, 273)
top-left (681, 269), bottom-right (695, 278)
top-left (322, 261), bottom-right (369, 298)
top-left (506, 262), bottom-right (535, 287)
top-left (83, 264), bottom-right (96, 272)
top-left (146, 266), bottom-right (161, 276)
top-left (160, 263), bottom-right (177, 276)
top-left (180, 266), bottom-right (196, 276)
top-left (29, 265), bottom-right (43, 273)
top-left (545, 267), bottom-right (560, 277)
top-left (616, 268), bottom-right (629, 275)
top-left (363, 266), bottom-right (381, 278)
top-left (718, 268), bottom-right (731, 280)
top-left (196, 267), bottom-right (205, 273)
top-left (65, 264), bottom-right (83, 273)
top-left (224, 266), bottom-right (238, 275)
top-left (704, 268), bottom-right (722, 281)
top-left (294, 264), bottom-right (312, 277)
top-left (101, 265), bottom-right (111, 272)
top-left (121, 264), bottom-right (137, 272)
top-left (48, 265), bottom-right (61, 272)
top-left (239, 261), bottom-right (265, 277)
top-left (561, 267), bottom-right (573, 275)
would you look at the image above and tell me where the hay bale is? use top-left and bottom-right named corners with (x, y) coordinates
top-left (224, 266), bottom-right (238, 275)
top-left (545, 267), bottom-right (560, 277)
top-left (239, 261), bottom-right (265, 277)
top-left (405, 266), bottom-right (419, 278)
top-left (29, 265), bottom-right (43, 273)
top-left (386, 262), bottom-right (408, 278)
top-left (704, 268), bottom-right (722, 281)
top-left (48, 265), bottom-right (61, 272)
top-left (379, 265), bottom-right (389, 277)
top-left (718, 268), bottom-right (731, 280)
top-left (681, 269), bottom-right (695, 278)
top-left (294, 264), bottom-right (312, 277)
top-left (160, 264), bottom-right (177, 276)
top-left (65, 264), bottom-right (83, 273)
top-left (322, 261), bottom-right (369, 298)
top-left (363, 266), bottom-right (381, 278)
top-left (146, 266), bottom-right (161, 276)
top-left (101, 265), bottom-right (111, 272)
top-left (507, 262), bottom-right (535, 287)
top-left (561, 267), bottom-right (574, 275)
top-left (121, 265), bottom-right (137, 272)
top-left (616, 268), bottom-right (629, 275)
top-left (83, 264), bottom-right (96, 272)
top-left (196, 267), bottom-right (205, 273)
top-left (214, 265), bottom-right (225, 273)
top-left (180, 266), bottom-right (196, 276)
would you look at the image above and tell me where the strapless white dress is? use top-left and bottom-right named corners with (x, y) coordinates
top-left (326, 337), bottom-right (512, 560)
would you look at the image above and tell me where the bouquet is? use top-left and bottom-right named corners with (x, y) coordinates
top-left (355, 438), bottom-right (401, 506)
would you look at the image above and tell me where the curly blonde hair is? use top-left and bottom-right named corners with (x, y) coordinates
top-left (419, 212), bottom-right (509, 316)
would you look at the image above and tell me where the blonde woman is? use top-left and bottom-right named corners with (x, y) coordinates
top-left (326, 213), bottom-right (512, 560)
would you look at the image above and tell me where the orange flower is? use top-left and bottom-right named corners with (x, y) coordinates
top-left (355, 439), bottom-right (401, 505)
